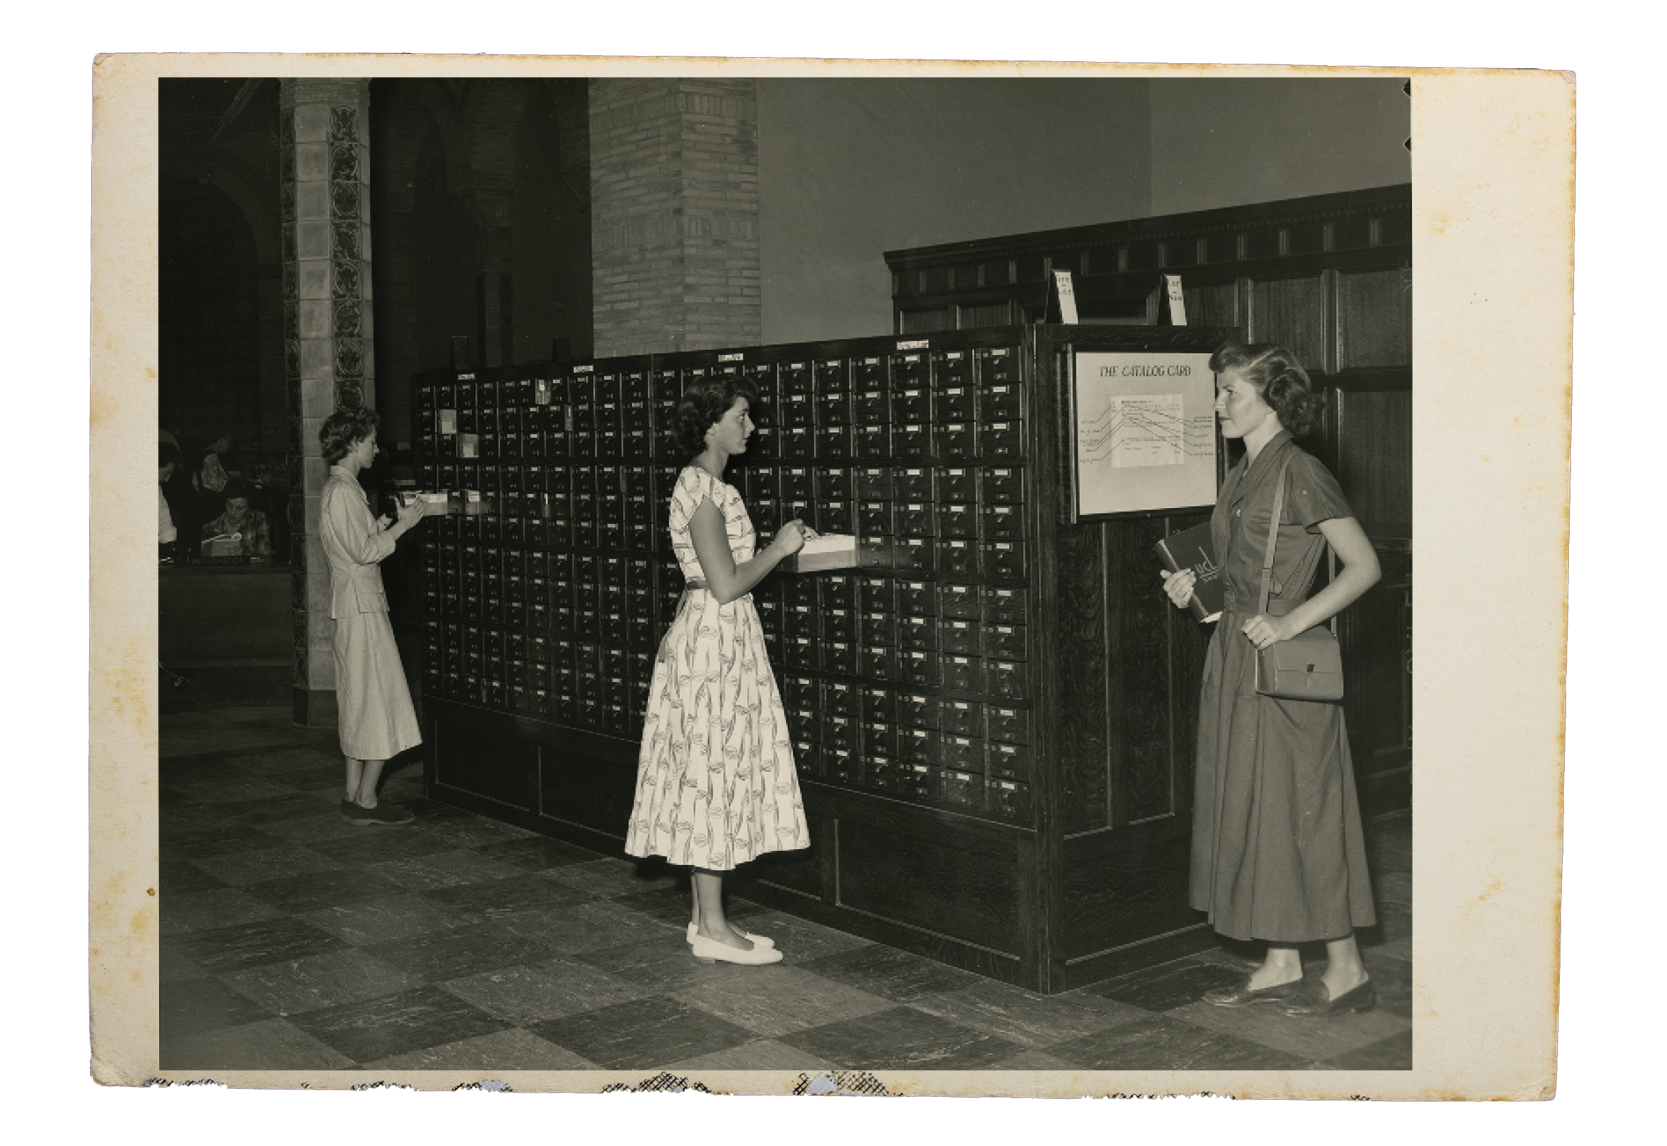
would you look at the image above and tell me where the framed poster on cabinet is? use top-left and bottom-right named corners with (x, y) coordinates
top-left (1068, 349), bottom-right (1220, 518)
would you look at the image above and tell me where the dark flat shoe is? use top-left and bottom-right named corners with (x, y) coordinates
top-left (1276, 977), bottom-right (1375, 1017)
top-left (1202, 973), bottom-right (1305, 1008)
top-left (342, 799), bottom-right (415, 826)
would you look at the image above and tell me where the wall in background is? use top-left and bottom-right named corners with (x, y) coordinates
top-left (757, 78), bottom-right (1152, 345)
top-left (1148, 78), bottom-right (1409, 216)
top-left (757, 77), bottom-right (1409, 346)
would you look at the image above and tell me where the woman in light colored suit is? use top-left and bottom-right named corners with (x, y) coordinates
top-left (320, 408), bottom-right (428, 825)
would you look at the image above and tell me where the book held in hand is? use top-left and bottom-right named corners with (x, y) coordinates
top-left (1154, 522), bottom-right (1224, 623)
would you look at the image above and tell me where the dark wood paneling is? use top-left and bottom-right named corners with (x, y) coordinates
top-left (1339, 267), bottom-right (1412, 368)
top-left (432, 706), bottom-right (539, 810)
top-left (1183, 282), bottom-right (1239, 331)
top-left (1165, 511), bottom-right (1213, 827)
top-left (743, 844), bottom-right (824, 900)
top-left (1111, 516), bottom-right (1176, 823)
top-left (1055, 523), bottom-right (1110, 834)
top-left (1060, 821), bottom-right (1196, 961)
top-left (837, 819), bottom-right (1024, 955)
top-left (1340, 550), bottom-right (1412, 785)
top-left (899, 307), bottom-right (953, 334)
top-left (1336, 387), bottom-right (1412, 540)
top-left (1250, 275), bottom-right (1327, 369)
top-left (539, 747), bottom-right (636, 838)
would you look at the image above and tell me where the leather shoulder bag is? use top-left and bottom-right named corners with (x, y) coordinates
top-left (1252, 452), bottom-right (1345, 702)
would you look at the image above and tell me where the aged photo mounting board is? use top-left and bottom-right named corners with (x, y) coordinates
top-left (89, 54), bottom-right (1573, 1100)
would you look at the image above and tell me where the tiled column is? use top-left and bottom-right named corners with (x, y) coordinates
top-left (280, 78), bottom-right (373, 728)
top-left (589, 78), bottom-right (760, 356)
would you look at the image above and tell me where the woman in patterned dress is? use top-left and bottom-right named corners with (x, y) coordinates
top-left (1162, 344), bottom-right (1383, 1017)
top-left (624, 377), bottom-right (815, 966)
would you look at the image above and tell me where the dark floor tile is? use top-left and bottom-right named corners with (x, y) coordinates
top-left (158, 856), bottom-right (230, 894)
top-left (985, 1048), bottom-right (1081, 1071)
top-left (241, 869), bottom-right (411, 914)
top-left (365, 920), bottom-right (556, 981)
top-left (613, 883), bottom-right (766, 928)
top-left (442, 956), bottom-right (656, 1025)
top-left (159, 942), bottom-right (213, 984)
top-left (794, 943), bottom-right (984, 1003)
top-left (159, 887), bottom-right (287, 937)
top-left (366, 848), bottom-right (528, 893)
top-left (778, 1004), bottom-right (1021, 1070)
top-left (362, 1027), bottom-right (599, 1071)
top-left (228, 746), bottom-right (343, 778)
top-left (668, 1038), bottom-right (839, 1071)
top-left (252, 810), bottom-right (371, 845)
top-left (504, 899), bottom-right (684, 955)
top-left (308, 828), bottom-right (459, 866)
top-left (421, 873), bottom-right (596, 923)
top-left (160, 976), bottom-right (275, 1038)
top-left (216, 792), bottom-right (339, 824)
top-left (527, 995), bottom-right (754, 1070)
top-left (188, 842), bottom-right (347, 887)
top-left (542, 858), bottom-right (682, 900)
top-left (910, 978), bottom-right (1143, 1050)
top-left (170, 915), bottom-right (349, 974)
top-left (471, 835), bottom-right (603, 872)
top-left (674, 964), bottom-right (894, 1037)
top-left (1359, 952), bottom-right (1414, 1020)
top-left (301, 893), bottom-right (464, 947)
top-left (411, 815), bottom-right (539, 850)
top-left (164, 823), bottom-right (287, 860)
top-left (575, 936), bottom-right (766, 992)
top-left (160, 803), bottom-right (248, 835)
top-left (1078, 958), bottom-right (1245, 1013)
top-left (219, 947), bottom-right (426, 1016)
top-left (160, 1017), bottom-right (357, 1070)
top-left (167, 776), bottom-right (309, 806)
top-left (1168, 995), bottom-right (1410, 1064)
top-left (1044, 1011), bottom-right (1316, 1071)
top-left (717, 910), bottom-right (876, 964)
top-left (1319, 1027), bottom-right (1413, 1070)
top-left (288, 984), bottom-right (511, 1064)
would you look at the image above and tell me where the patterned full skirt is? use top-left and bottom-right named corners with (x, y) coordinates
top-left (624, 588), bottom-right (810, 870)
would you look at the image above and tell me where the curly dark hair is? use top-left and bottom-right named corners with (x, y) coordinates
top-left (671, 376), bottom-right (759, 462)
top-left (1208, 343), bottom-right (1325, 437)
top-left (320, 407), bottom-right (380, 465)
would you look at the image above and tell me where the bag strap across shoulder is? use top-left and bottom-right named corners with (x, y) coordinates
top-left (1256, 448), bottom-right (1337, 629)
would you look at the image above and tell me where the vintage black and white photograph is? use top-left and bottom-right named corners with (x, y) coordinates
top-left (87, 54), bottom-right (1569, 1099)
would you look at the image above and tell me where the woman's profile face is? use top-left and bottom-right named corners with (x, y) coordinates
top-left (348, 433), bottom-right (379, 468)
top-left (1215, 369), bottom-right (1276, 440)
top-left (706, 397), bottom-right (754, 457)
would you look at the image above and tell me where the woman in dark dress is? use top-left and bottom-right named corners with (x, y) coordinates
top-left (1162, 344), bottom-right (1383, 1017)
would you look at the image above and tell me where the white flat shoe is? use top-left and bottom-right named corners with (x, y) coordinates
top-left (687, 922), bottom-right (775, 949)
top-left (690, 935), bottom-right (783, 965)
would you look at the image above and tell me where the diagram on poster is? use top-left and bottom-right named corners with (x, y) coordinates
top-left (1073, 351), bottom-right (1218, 516)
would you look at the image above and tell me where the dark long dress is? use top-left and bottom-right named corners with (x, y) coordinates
top-left (1190, 430), bottom-right (1377, 943)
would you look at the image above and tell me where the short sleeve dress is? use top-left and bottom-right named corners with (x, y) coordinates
top-left (1190, 431), bottom-right (1376, 943)
top-left (624, 466), bottom-right (810, 870)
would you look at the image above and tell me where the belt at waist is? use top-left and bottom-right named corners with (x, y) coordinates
top-left (679, 580), bottom-right (748, 602)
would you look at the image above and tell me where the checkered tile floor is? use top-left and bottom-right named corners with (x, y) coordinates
top-left (159, 704), bottom-right (1412, 1072)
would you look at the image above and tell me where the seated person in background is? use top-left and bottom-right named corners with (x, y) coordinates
top-left (159, 444), bottom-right (179, 557)
top-left (201, 479), bottom-right (272, 560)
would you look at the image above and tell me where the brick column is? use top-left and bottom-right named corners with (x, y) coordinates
top-left (280, 78), bottom-right (374, 728)
top-left (589, 79), bottom-right (760, 356)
